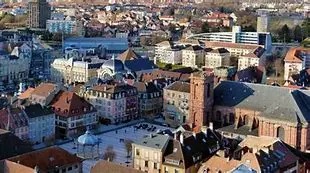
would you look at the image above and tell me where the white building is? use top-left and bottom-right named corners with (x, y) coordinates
top-left (182, 45), bottom-right (205, 68)
top-left (238, 52), bottom-right (263, 71)
top-left (23, 104), bottom-right (55, 144)
top-left (205, 48), bottom-right (230, 69)
top-left (188, 26), bottom-right (272, 53)
top-left (154, 41), bottom-right (183, 65)
top-left (284, 47), bottom-right (310, 80)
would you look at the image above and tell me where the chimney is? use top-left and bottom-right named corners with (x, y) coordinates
top-left (209, 122), bottom-right (213, 130)
top-left (180, 133), bottom-right (184, 144)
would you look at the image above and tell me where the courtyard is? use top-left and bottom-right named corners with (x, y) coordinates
top-left (59, 122), bottom-right (173, 173)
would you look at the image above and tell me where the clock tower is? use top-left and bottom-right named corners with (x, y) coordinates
top-left (188, 71), bottom-right (214, 131)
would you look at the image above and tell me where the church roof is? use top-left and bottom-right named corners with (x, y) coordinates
top-left (214, 81), bottom-right (310, 125)
top-left (118, 48), bottom-right (140, 62)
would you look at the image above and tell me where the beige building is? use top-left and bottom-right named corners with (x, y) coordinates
top-left (238, 52), bottom-right (262, 70)
top-left (182, 45), bottom-right (205, 68)
top-left (29, 83), bottom-right (61, 106)
top-left (132, 134), bottom-right (170, 173)
top-left (163, 81), bottom-right (190, 128)
top-left (205, 48), bottom-right (230, 69)
top-left (154, 41), bottom-right (183, 65)
top-left (50, 58), bottom-right (103, 84)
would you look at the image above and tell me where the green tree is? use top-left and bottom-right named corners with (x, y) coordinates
top-left (293, 25), bottom-right (303, 42)
top-left (201, 22), bottom-right (209, 33)
top-left (301, 18), bottom-right (310, 38)
top-left (278, 24), bottom-right (291, 43)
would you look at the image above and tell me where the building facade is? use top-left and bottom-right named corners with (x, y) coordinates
top-left (205, 48), bottom-right (230, 69)
top-left (188, 26), bottom-right (272, 52)
top-left (284, 47), bottom-right (310, 80)
top-left (51, 58), bottom-right (103, 84)
top-left (163, 81), bottom-right (190, 128)
top-left (0, 107), bottom-right (28, 140)
top-left (27, 0), bottom-right (51, 28)
top-left (133, 82), bottom-right (163, 119)
top-left (85, 84), bottom-right (138, 124)
top-left (0, 43), bottom-right (31, 85)
top-left (132, 134), bottom-right (170, 173)
top-left (182, 45), bottom-right (205, 68)
top-left (23, 104), bottom-right (55, 144)
top-left (46, 19), bottom-right (84, 36)
top-left (238, 53), bottom-right (261, 70)
top-left (52, 91), bottom-right (97, 138)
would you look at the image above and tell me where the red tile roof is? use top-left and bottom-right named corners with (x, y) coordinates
top-left (51, 91), bottom-right (95, 117)
top-left (91, 160), bottom-right (144, 173)
top-left (31, 83), bottom-right (58, 98)
top-left (9, 146), bottom-right (82, 172)
top-left (204, 41), bottom-right (262, 50)
top-left (284, 47), bottom-right (310, 63)
top-left (1, 160), bottom-right (34, 173)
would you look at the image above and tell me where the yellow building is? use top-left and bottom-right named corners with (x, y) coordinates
top-left (132, 134), bottom-right (170, 173)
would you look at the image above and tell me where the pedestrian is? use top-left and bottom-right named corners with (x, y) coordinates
top-left (116, 130), bottom-right (118, 134)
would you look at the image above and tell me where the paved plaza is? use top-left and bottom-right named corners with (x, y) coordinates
top-left (59, 122), bottom-right (173, 173)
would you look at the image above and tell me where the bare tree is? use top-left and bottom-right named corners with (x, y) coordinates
top-left (103, 145), bottom-right (116, 162)
top-left (124, 139), bottom-right (133, 158)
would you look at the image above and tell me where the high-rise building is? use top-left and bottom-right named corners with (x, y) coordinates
top-left (257, 14), bottom-right (269, 33)
top-left (27, 0), bottom-right (51, 28)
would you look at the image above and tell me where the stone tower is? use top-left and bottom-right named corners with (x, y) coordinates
top-left (188, 71), bottom-right (214, 131)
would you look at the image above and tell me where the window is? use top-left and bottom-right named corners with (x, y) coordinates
top-left (74, 165), bottom-right (78, 169)
top-left (136, 149), bottom-right (140, 156)
top-left (68, 167), bottom-right (72, 171)
top-left (154, 163), bottom-right (157, 169)
top-left (175, 169), bottom-right (179, 173)
top-left (145, 161), bottom-right (148, 168)
top-left (62, 168), bottom-right (66, 172)
top-left (165, 167), bottom-right (169, 173)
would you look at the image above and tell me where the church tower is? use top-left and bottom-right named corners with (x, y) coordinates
top-left (188, 71), bottom-right (214, 131)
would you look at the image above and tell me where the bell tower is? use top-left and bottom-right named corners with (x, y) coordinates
top-left (188, 71), bottom-right (214, 131)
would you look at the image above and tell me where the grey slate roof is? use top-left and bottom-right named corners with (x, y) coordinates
top-left (124, 58), bottom-right (157, 72)
top-left (214, 81), bottom-right (310, 125)
top-left (24, 104), bottom-right (54, 119)
top-left (134, 133), bottom-right (170, 150)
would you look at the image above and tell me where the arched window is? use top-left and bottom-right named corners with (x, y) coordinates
top-left (277, 126), bottom-right (285, 140)
top-left (216, 111), bottom-right (221, 121)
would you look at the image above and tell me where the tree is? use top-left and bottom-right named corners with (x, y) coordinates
top-left (201, 22), bottom-right (209, 33)
top-left (278, 24), bottom-right (291, 43)
top-left (301, 18), bottom-right (310, 38)
top-left (103, 145), bottom-right (116, 161)
top-left (124, 139), bottom-right (133, 158)
top-left (293, 25), bottom-right (303, 42)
